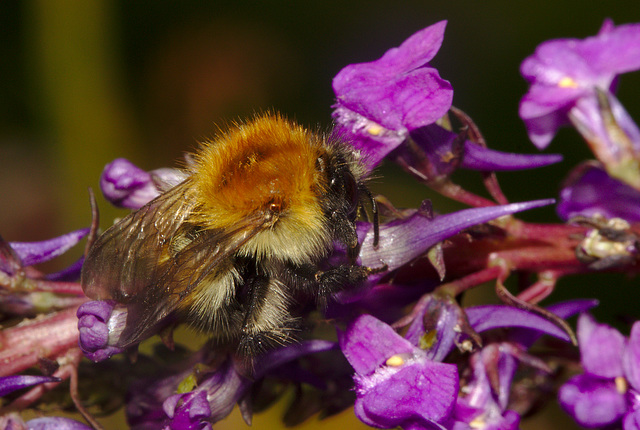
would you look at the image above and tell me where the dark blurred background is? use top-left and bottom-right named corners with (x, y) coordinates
top-left (2, 1), bottom-right (640, 428)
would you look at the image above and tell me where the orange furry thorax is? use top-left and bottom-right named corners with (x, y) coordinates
top-left (190, 115), bottom-right (327, 231)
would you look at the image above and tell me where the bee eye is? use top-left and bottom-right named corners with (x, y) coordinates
top-left (343, 171), bottom-right (360, 217)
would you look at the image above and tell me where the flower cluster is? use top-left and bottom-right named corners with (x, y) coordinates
top-left (2, 16), bottom-right (640, 430)
top-left (559, 314), bottom-right (640, 428)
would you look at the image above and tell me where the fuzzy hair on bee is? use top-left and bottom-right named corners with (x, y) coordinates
top-left (81, 113), bottom-right (379, 357)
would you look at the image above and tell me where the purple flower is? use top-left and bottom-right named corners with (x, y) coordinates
top-left (399, 299), bottom-right (598, 429)
top-left (332, 21), bottom-right (453, 170)
top-left (401, 297), bottom-right (594, 365)
top-left (101, 158), bottom-right (187, 209)
top-left (519, 19), bottom-right (640, 150)
top-left (356, 199), bottom-right (555, 283)
top-left (0, 416), bottom-right (91, 430)
top-left (452, 344), bottom-right (522, 430)
top-left (128, 341), bottom-right (337, 429)
top-left (3, 228), bottom-right (89, 276)
top-left (558, 162), bottom-right (640, 222)
top-left (339, 314), bottom-right (459, 429)
top-left (0, 374), bottom-right (61, 397)
top-left (393, 124), bottom-right (562, 181)
top-left (162, 390), bottom-right (214, 430)
top-left (466, 304), bottom-right (575, 343)
top-left (26, 417), bottom-right (92, 430)
top-left (558, 314), bottom-right (640, 428)
top-left (77, 300), bottom-right (127, 361)
top-left (127, 355), bottom-right (250, 430)
top-left (400, 295), bottom-right (474, 362)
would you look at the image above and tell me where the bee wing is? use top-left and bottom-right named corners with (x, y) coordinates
top-left (81, 180), bottom-right (270, 348)
top-left (82, 181), bottom-right (196, 302)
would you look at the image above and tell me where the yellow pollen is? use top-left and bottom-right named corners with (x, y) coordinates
top-left (367, 124), bottom-right (384, 136)
top-left (615, 376), bottom-right (628, 394)
top-left (385, 355), bottom-right (405, 367)
top-left (558, 77), bottom-right (579, 88)
top-left (469, 415), bottom-right (486, 428)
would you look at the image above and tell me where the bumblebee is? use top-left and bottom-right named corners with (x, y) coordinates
top-left (81, 114), bottom-right (378, 356)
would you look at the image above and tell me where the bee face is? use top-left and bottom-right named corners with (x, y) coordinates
top-left (81, 114), bottom-right (376, 357)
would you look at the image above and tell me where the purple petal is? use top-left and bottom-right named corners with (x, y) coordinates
top-left (100, 159), bottom-right (186, 210)
top-left (355, 357), bottom-right (458, 428)
top-left (462, 141), bottom-right (563, 171)
top-left (26, 418), bottom-right (92, 430)
top-left (557, 163), bottom-right (640, 222)
top-left (163, 391), bottom-right (212, 430)
top-left (333, 109), bottom-right (409, 171)
top-left (519, 20), bottom-right (640, 149)
top-left (100, 158), bottom-right (159, 209)
top-left (570, 91), bottom-right (640, 158)
top-left (9, 228), bottom-right (89, 267)
top-left (519, 82), bottom-right (585, 149)
top-left (519, 107), bottom-right (572, 150)
top-left (0, 374), bottom-right (61, 397)
top-left (455, 345), bottom-right (521, 427)
top-left (404, 124), bottom-right (562, 176)
top-left (45, 257), bottom-right (84, 282)
top-left (334, 67), bottom-right (451, 133)
top-left (403, 295), bottom-right (465, 362)
top-left (577, 21), bottom-right (640, 76)
top-left (578, 313), bottom-right (626, 378)
top-left (624, 408), bottom-right (640, 430)
top-left (623, 321), bottom-right (640, 391)
top-left (453, 407), bottom-right (520, 430)
top-left (341, 316), bottom-right (458, 428)
top-left (377, 21), bottom-right (448, 73)
top-left (520, 41), bottom-right (600, 88)
top-left (333, 21), bottom-right (453, 149)
top-left (77, 300), bottom-right (126, 362)
top-left (546, 299), bottom-right (600, 319)
top-left (479, 300), bottom-right (598, 349)
top-left (358, 199), bottom-right (555, 273)
top-left (339, 315), bottom-right (415, 376)
top-left (465, 305), bottom-right (572, 342)
top-left (559, 373), bottom-right (626, 428)
top-left (195, 359), bottom-right (249, 424)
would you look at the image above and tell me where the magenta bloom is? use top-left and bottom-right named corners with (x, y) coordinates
top-left (339, 314), bottom-right (459, 429)
top-left (338, 301), bottom-right (588, 430)
top-left (332, 21), bottom-right (453, 169)
top-left (0, 375), bottom-right (61, 397)
top-left (520, 19), bottom-right (640, 150)
top-left (101, 158), bottom-right (187, 209)
top-left (332, 21), bottom-right (561, 176)
top-left (127, 341), bottom-right (337, 429)
top-left (452, 344), bottom-right (521, 430)
top-left (557, 162), bottom-right (640, 222)
top-left (76, 300), bottom-right (127, 362)
top-left (559, 314), bottom-right (640, 429)
top-left (356, 199), bottom-right (555, 284)
top-left (3, 228), bottom-right (89, 281)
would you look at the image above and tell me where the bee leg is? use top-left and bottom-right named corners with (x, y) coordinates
top-left (314, 265), bottom-right (377, 296)
top-left (238, 276), bottom-right (295, 358)
top-left (329, 211), bottom-right (360, 264)
top-left (284, 262), bottom-right (372, 307)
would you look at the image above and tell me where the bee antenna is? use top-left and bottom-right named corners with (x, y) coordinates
top-left (363, 187), bottom-right (379, 247)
